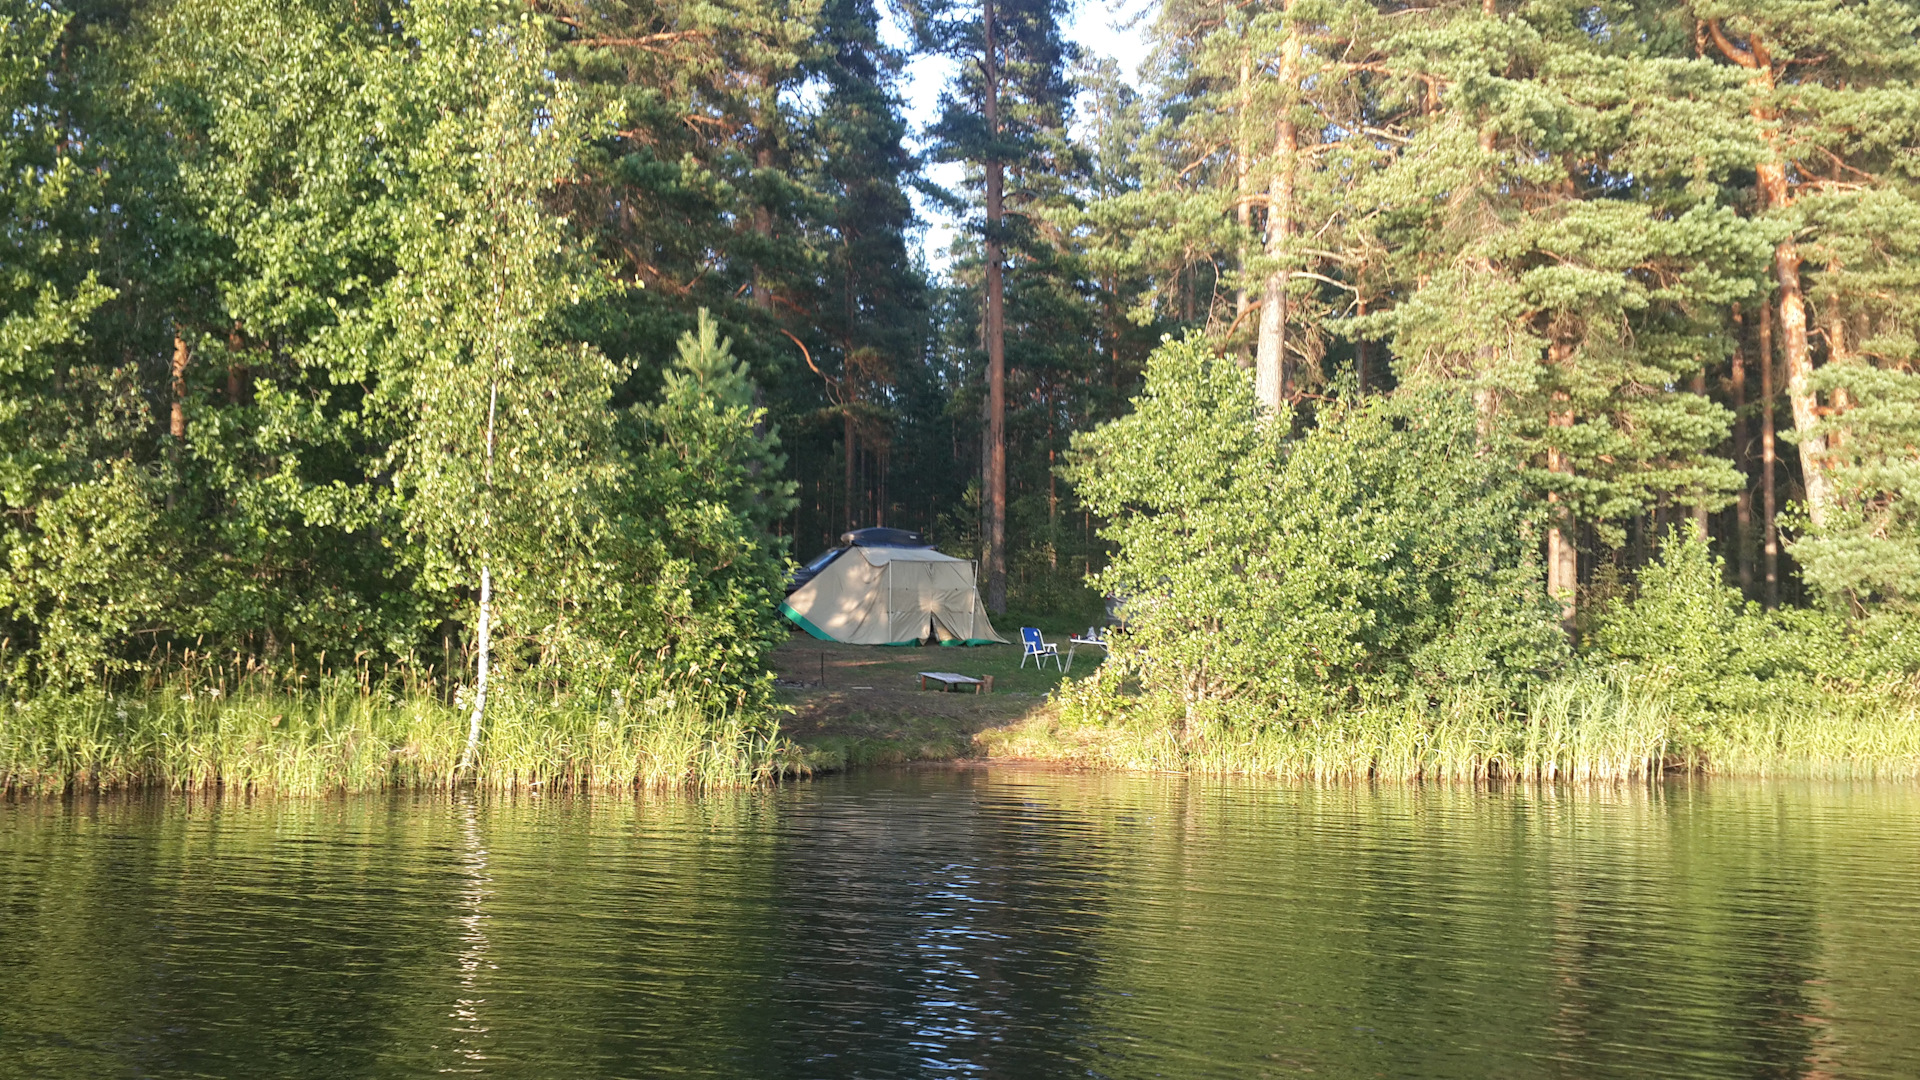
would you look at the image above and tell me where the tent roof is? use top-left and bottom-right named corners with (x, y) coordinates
top-left (853, 547), bottom-right (970, 566)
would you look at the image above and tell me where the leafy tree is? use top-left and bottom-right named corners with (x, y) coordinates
top-left (0, 0), bottom-right (145, 682)
top-left (1067, 335), bottom-right (1565, 726)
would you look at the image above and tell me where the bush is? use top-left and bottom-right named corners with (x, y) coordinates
top-left (1063, 334), bottom-right (1566, 730)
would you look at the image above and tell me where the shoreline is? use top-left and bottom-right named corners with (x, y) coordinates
top-left (7, 637), bottom-right (1919, 793)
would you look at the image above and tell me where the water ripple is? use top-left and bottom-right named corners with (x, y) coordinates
top-left (2, 770), bottom-right (1918, 1078)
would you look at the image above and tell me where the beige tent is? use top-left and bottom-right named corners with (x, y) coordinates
top-left (780, 547), bottom-right (1007, 645)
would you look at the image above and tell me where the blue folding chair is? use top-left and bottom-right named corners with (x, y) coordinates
top-left (1020, 627), bottom-right (1063, 671)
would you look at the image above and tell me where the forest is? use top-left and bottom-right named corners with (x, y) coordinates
top-left (2, 0), bottom-right (1919, 787)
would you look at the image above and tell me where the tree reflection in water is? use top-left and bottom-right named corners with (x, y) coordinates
top-left (1, 773), bottom-right (1918, 1078)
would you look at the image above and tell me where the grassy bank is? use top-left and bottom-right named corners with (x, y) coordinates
top-left (9, 643), bottom-right (1919, 794)
top-left (0, 678), bottom-right (787, 796)
top-left (980, 670), bottom-right (1920, 782)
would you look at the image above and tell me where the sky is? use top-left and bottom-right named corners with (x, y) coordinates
top-left (883, 0), bottom-right (1156, 272)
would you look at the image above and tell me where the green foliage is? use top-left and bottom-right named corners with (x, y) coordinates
top-left (0, 0), bottom-right (133, 683)
top-left (1591, 531), bottom-right (1752, 715)
top-left (1794, 364), bottom-right (1920, 610)
top-left (1066, 335), bottom-right (1566, 726)
top-left (1593, 530), bottom-right (1920, 721)
top-left (608, 312), bottom-right (797, 695)
top-left (0, 0), bottom-right (800, 741)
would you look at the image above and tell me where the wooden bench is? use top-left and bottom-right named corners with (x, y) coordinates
top-left (918, 671), bottom-right (987, 694)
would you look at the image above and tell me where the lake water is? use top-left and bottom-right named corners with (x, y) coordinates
top-left (3, 768), bottom-right (1919, 1079)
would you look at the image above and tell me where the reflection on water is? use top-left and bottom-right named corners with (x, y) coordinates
top-left (3, 770), bottom-right (1919, 1079)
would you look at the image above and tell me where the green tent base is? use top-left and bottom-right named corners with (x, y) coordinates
top-left (780, 603), bottom-right (834, 641)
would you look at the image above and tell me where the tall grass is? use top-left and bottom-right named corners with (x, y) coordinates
top-left (1017, 668), bottom-right (1920, 782)
top-left (1685, 676), bottom-right (1920, 781)
top-left (0, 668), bottom-right (793, 796)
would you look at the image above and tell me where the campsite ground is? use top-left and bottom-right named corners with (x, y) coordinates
top-left (770, 628), bottom-right (1106, 771)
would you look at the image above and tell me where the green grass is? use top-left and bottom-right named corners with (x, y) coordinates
top-left (998, 669), bottom-right (1920, 783)
top-left (0, 675), bottom-right (789, 796)
top-left (11, 647), bottom-right (1915, 794)
top-left (1684, 678), bottom-right (1920, 780)
top-left (771, 633), bottom-right (1104, 695)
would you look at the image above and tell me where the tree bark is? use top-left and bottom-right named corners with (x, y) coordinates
top-left (752, 70), bottom-right (777, 312)
top-left (982, 0), bottom-right (1007, 614)
top-left (1234, 42), bottom-right (1252, 336)
top-left (1761, 299), bottom-right (1780, 608)
top-left (1775, 239), bottom-right (1829, 526)
top-left (1731, 304), bottom-right (1754, 596)
top-left (1546, 344), bottom-right (1576, 635)
top-left (844, 409), bottom-right (857, 532)
top-left (462, 563), bottom-right (492, 775)
top-left (1354, 294), bottom-right (1367, 396)
top-left (1824, 281), bottom-right (1854, 454)
top-left (460, 378), bottom-right (500, 779)
top-left (226, 325), bottom-right (246, 405)
top-left (170, 334), bottom-right (189, 440)
top-left (1692, 368), bottom-right (1709, 540)
top-left (1708, 22), bottom-right (1830, 529)
top-left (1253, 0), bottom-right (1298, 413)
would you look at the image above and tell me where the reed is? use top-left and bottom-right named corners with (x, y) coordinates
top-left (1022, 668), bottom-right (1919, 782)
top-left (1686, 676), bottom-right (1920, 781)
top-left (0, 669), bottom-right (791, 796)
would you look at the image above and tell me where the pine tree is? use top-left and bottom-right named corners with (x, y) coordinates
top-left (1691, 1), bottom-right (1920, 607)
top-left (923, 0), bottom-right (1077, 613)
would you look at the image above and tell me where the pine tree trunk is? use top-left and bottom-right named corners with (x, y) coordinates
top-left (1692, 368), bottom-right (1709, 539)
top-left (1711, 25), bottom-right (1829, 529)
top-left (1732, 304), bottom-right (1754, 596)
top-left (1253, 0), bottom-right (1297, 412)
top-left (844, 409), bottom-right (856, 532)
top-left (1761, 300), bottom-right (1780, 608)
top-left (1234, 42), bottom-right (1252, 335)
top-left (752, 73), bottom-right (776, 312)
top-left (1705, 22), bottom-right (1830, 547)
top-left (1774, 238), bottom-right (1829, 526)
top-left (1354, 294), bottom-right (1367, 396)
top-left (1825, 280), bottom-right (1854, 454)
top-left (982, 0), bottom-right (1007, 614)
top-left (170, 334), bottom-right (189, 440)
top-left (1546, 349), bottom-right (1576, 635)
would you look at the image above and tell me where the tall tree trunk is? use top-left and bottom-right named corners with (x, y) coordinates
top-left (1775, 239), bottom-right (1829, 525)
top-left (460, 379), bottom-right (500, 778)
top-left (226, 325), bottom-right (245, 405)
top-left (1824, 282), bottom-right (1854, 453)
top-left (1354, 293), bottom-right (1367, 396)
top-left (1732, 304), bottom-right (1754, 596)
top-left (168, 333), bottom-right (189, 511)
top-left (1692, 368), bottom-right (1709, 540)
top-left (752, 71), bottom-right (777, 312)
top-left (1470, 0), bottom-right (1501, 439)
top-left (844, 409), bottom-right (856, 532)
top-left (1709, 22), bottom-right (1830, 529)
top-left (170, 334), bottom-right (189, 440)
top-left (1761, 300), bottom-right (1780, 608)
top-left (1253, 0), bottom-right (1298, 412)
top-left (1234, 42), bottom-right (1252, 338)
top-left (1546, 345), bottom-right (1576, 635)
top-left (982, 0), bottom-right (1007, 613)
